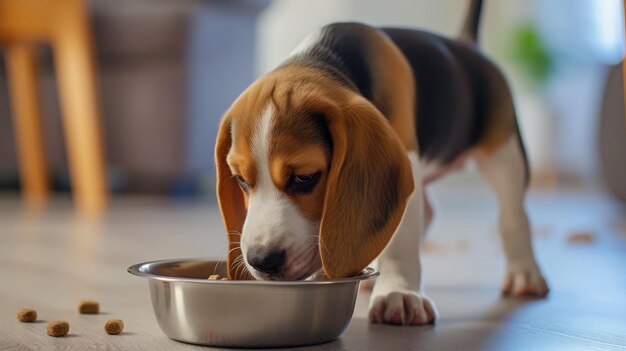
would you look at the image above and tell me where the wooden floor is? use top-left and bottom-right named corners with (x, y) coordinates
top-left (1, 184), bottom-right (626, 350)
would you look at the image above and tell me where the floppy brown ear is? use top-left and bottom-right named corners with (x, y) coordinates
top-left (215, 116), bottom-right (252, 280)
top-left (320, 96), bottom-right (414, 278)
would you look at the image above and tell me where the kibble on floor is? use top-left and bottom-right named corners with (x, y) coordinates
top-left (16, 308), bottom-right (37, 322)
top-left (104, 319), bottom-right (124, 335)
top-left (47, 321), bottom-right (70, 337)
top-left (78, 300), bottom-right (100, 314)
top-left (567, 230), bottom-right (595, 244)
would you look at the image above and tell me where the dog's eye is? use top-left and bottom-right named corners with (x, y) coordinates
top-left (234, 175), bottom-right (249, 192)
top-left (288, 172), bottom-right (321, 193)
top-left (295, 175), bottom-right (314, 183)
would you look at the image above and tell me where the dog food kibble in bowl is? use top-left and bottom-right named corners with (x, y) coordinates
top-left (78, 300), bottom-right (100, 314)
top-left (16, 308), bottom-right (37, 322)
top-left (207, 274), bottom-right (223, 280)
top-left (104, 319), bottom-right (124, 335)
top-left (47, 321), bottom-right (70, 337)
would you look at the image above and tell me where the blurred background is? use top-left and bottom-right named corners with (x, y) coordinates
top-left (0, 0), bottom-right (625, 209)
top-left (2, 3), bottom-right (626, 348)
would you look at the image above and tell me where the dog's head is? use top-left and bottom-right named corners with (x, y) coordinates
top-left (215, 66), bottom-right (414, 280)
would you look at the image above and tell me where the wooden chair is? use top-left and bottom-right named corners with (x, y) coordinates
top-left (0, 0), bottom-right (107, 214)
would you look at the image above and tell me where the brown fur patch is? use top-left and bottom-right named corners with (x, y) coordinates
top-left (318, 95), bottom-right (414, 278)
top-left (366, 28), bottom-right (417, 152)
top-left (215, 117), bottom-right (251, 280)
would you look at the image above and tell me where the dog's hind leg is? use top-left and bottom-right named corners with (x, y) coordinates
top-left (476, 135), bottom-right (549, 297)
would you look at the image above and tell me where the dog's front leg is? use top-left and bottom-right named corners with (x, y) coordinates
top-left (369, 151), bottom-right (438, 325)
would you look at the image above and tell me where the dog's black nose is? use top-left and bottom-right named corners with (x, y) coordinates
top-left (248, 249), bottom-right (285, 275)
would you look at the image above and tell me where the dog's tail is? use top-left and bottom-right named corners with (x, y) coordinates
top-left (459, 0), bottom-right (484, 45)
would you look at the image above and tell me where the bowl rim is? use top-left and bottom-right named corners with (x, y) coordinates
top-left (127, 257), bottom-right (379, 285)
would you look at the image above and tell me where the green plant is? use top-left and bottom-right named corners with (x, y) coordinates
top-left (509, 24), bottom-right (553, 89)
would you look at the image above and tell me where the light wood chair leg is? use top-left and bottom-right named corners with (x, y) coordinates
top-left (5, 43), bottom-right (49, 205)
top-left (53, 0), bottom-right (107, 214)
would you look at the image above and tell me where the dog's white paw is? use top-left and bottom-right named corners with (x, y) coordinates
top-left (502, 263), bottom-right (549, 297)
top-left (369, 291), bottom-right (438, 325)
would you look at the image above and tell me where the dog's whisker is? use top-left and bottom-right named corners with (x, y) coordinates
top-left (235, 259), bottom-right (250, 279)
top-left (229, 254), bottom-right (243, 270)
top-left (210, 243), bottom-right (230, 250)
top-left (212, 243), bottom-right (240, 274)
top-left (316, 234), bottom-right (330, 254)
top-left (217, 247), bottom-right (243, 275)
top-left (222, 231), bottom-right (244, 276)
top-left (226, 245), bottom-right (242, 255)
top-left (231, 255), bottom-right (243, 268)
top-left (232, 262), bottom-right (244, 278)
top-left (230, 254), bottom-right (250, 279)
top-left (227, 230), bottom-right (243, 237)
top-left (214, 260), bottom-right (223, 275)
top-left (217, 252), bottom-right (241, 275)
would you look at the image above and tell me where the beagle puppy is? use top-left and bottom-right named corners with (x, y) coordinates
top-left (215, 0), bottom-right (548, 326)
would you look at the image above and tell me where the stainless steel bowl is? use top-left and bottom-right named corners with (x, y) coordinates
top-left (128, 258), bottom-right (378, 348)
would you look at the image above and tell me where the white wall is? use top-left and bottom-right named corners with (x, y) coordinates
top-left (256, 0), bottom-right (534, 74)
